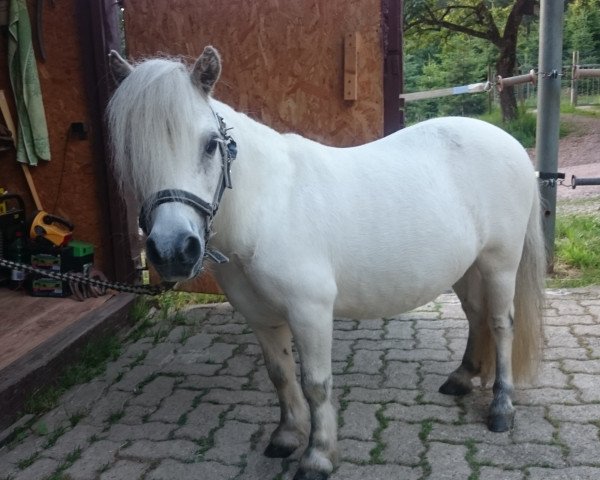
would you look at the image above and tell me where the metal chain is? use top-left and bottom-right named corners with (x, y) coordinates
top-left (0, 257), bottom-right (170, 296)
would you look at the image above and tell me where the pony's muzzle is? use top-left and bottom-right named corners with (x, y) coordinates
top-left (144, 204), bottom-right (205, 281)
top-left (146, 231), bottom-right (204, 281)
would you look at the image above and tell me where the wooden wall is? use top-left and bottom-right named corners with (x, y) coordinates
top-left (0, 0), bottom-right (113, 275)
top-left (125, 0), bottom-right (384, 146)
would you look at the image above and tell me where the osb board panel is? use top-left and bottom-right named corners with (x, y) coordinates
top-left (125, 0), bottom-right (384, 147)
top-left (0, 0), bottom-right (112, 275)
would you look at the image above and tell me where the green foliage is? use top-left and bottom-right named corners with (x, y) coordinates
top-left (477, 108), bottom-right (537, 147)
top-left (564, 0), bottom-right (600, 63)
top-left (550, 214), bottom-right (600, 287)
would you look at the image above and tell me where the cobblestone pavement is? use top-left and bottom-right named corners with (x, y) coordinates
top-left (3, 288), bottom-right (600, 480)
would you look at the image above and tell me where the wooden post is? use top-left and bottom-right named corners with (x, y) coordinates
top-left (571, 50), bottom-right (579, 106)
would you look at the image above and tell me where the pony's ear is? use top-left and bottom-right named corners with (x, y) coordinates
top-left (109, 50), bottom-right (133, 84)
top-left (191, 46), bottom-right (222, 96)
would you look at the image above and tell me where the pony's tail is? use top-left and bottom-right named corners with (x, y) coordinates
top-left (478, 184), bottom-right (546, 386)
top-left (511, 185), bottom-right (546, 384)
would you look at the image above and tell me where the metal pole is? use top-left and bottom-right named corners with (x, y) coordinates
top-left (535, 0), bottom-right (564, 271)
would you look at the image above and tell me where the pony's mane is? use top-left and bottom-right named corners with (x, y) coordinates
top-left (107, 57), bottom-right (207, 198)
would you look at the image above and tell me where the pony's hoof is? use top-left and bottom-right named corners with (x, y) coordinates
top-left (293, 467), bottom-right (329, 480)
top-left (264, 442), bottom-right (297, 458)
top-left (488, 412), bottom-right (514, 432)
top-left (438, 378), bottom-right (472, 396)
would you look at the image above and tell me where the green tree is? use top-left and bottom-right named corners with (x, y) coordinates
top-left (564, 0), bottom-right (600, 63)
top-left (405, 0), bottom-right (537, 121)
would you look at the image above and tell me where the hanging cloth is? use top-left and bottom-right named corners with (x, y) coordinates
top-left (7, 0), bottom-right (50, 165)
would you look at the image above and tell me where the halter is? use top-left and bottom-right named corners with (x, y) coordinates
top-left (138, 109), bottom-right (237, 264)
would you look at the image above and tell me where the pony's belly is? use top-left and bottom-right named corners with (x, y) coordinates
top-left (332, 279), bottom-right (451, 320)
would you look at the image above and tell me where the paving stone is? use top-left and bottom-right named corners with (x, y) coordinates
top-left (346, 387), bottom-right (417, 404)
top-left (179, 374), bottom-right (250, 391)
top-left (349, 349), bottom-right (383, 374)
top-left (120, 439), bottom-right (198, 461)
top-left (528, 466), bottom-right (600, 479)
top-left (416, 319), bottom-right (465, 330)
top-left (545, 326), bottom-right (580, 348)
top-left (103, 422), bottom-right (174, 442)
top-left (545, 314), bottom-right (595, 326)
top-left (416, 328), bottom-right (447, 349)
top-left (386, 404), bottom-right (461, 423)
top-left (331, 340), bottom-right (354, 361)
top-left (428, 442), bottom-right (471, 479)
top-left (479, 467), bottom-right (524, 479)
top-left (12, 457), bottom-right (59, 480)
top-left (246, 367), bottom-right (276, 392)
top-left (339, 402), bottom-right (379, 440)
top-left (562, 359), bottom-right (600, 373)
top-left (334, 329), bottom-right (382, 340)
top-left (84, 390), bottom-right (131, 426)
top-left (381, 421), bottom-right (423, 464)
top-left (383, 361), bottom-right (419, 389)
top-left (420, 360), bottom-right (456, 375)
top-left (0, 435), bottom-right (46, 466)
top-left (159, 360), bottom-right (221, 376)
top-left (515, 387), bottom-right (579, 405)
top-left (553, 300), bottom-right (586, 316)
top-left (530, 362), bottom-right (569, 388)
top-left (220, 354), bottom-right (256, 376)
top-left (512, 406), bottom-right (555, 443)
top-left (227, 404), bottom-right (279, 424)
top-left (150, 389), bottom-right (198, 423)
top-left (201, 388), bottom-right (275, 405)
top-left (334, 373), bottom-right (382, 388)
top-left (330, 463), bottom-right (421, 480)
top-left (358, 318), bottom-right (384, 330)
top-left (120, 404), bottom-right (155, 425)
top-left (142, 343), bottom-right (178, 366)
top-left (419, 374), bottom-right (458, 406)
top-left (179, 332), bottom-right (216, 351)
top-left (43, 424), bottom-right (99, 460)
top-left (387, 348), bottom-right (450, 361)
top-left (64, 440), bottom-right (121, 480)
top-left (99, 459), bottom-right (148, 480)
top-left (429, 422), bottom-right (511, 445)
top-left (559, 423), bottom-right (600, 464)
top-left (385, 320), bottom-right (414, 339)
top-left (146, 458), bottom-right (240, 480)
top-left (204, 420), bottom-right (260, 464)
top-left (174, 403), bottom-right (229, 440)
top-left (572, 373), bottom-right (600, 402)
top-left (475, 443), bottom-right (565, 468)
top-left (338, 438), bottom-right (375, 462)
top-left (59, 380), bottom-right (107, 415)
top-left (130, 376), bottom-right (177, 407)
top-left (334, 319), bottom-right (357, 330)
top-left (205, 323), bottom-right (248, 334)
top-left (354, 338), bottom-right (414, 350)
top-left (112, 365), bottom-right (156, 392)
top-left (548, 404), bottom-right (600, 423)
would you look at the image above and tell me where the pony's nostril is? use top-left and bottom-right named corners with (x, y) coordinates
top-left (181, 235), bottom-right (202, 262)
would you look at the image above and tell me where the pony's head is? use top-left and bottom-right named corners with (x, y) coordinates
top-left (107, 47), bottom-right (230, 281)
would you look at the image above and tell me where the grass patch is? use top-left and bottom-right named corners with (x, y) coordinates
top-left (549, 214), bottom-right (600, 288)
top-left (156, 291), bottom-right (226, 317)
top-left (478, 109), bottom-right (537, 148)
top-left (24, 336), bottom-right (121, 416)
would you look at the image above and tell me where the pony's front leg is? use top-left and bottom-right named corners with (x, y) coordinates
top-left (288, 305), bottom-right (337, 480)
top-left (252, 323), bottom-right (310, 458)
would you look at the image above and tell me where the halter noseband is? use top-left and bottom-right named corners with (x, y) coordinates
top-left (138, 110), bottom-right (237, 265)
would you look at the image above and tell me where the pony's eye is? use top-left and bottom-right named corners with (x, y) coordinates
top-left (205, 138), bottom-right (218, 156)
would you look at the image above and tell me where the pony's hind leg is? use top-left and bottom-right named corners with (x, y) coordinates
top-left (482, 269), bottom-right (518, 432)
top-left (440, 264), bottom-right (488, 396)
top-left (252, 323), bottom-right (310, 458)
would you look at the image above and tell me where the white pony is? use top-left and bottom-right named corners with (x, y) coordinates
top-left (107, 47), bottom-right (545, 480)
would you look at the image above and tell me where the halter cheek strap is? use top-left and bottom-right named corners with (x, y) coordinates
top-left (138, 110), bottom-right (237, 265)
